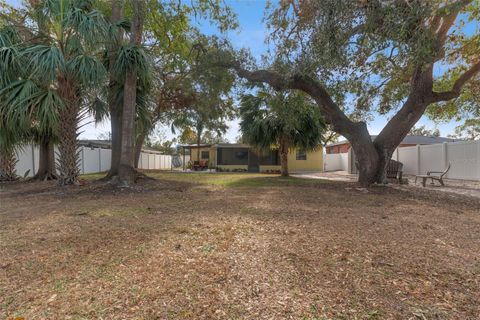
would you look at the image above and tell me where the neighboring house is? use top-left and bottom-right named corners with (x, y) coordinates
top-left (325, 135), bottom-right (455, 154)
top-left (181, 143), bottom-right (323, 172)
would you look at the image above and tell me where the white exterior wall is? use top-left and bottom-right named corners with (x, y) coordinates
top-left (11, 145), bottom-right (172, 177)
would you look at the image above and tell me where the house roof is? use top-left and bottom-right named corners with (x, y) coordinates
top-left (178, 143), bottom-right (212, 148)
top-left (325, 135), bottom-right (455, 148)
top-left (213, 143), bottom-right (251, 148)
top-left (180, 143), bottom-right (251, 149)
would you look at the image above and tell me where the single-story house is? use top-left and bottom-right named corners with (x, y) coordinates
top-left (325, 135), bottom-right (455, 154)
top-left (181, 143), bottom-right (323, 172)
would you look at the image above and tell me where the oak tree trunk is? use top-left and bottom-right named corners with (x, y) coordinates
top-left (116, 0), bottom-right (145, 186)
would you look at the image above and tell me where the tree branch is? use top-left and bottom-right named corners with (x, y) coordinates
top-left (431, 61), bottom-right (480, 102)
top-left (223, 61), bottom-right (355, 132)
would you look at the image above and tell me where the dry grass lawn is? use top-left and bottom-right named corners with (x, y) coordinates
top-left (1, 172), bottom-right (479, 319)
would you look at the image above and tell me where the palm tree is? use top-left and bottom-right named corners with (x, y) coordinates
top-left (239, 90), bottom-right (326, 176)
top-left (0, 118), bottom-right (20, 181)
top-left (116, 0), bottom-right (148, 186)
top-left (0, 0), bottom-right (108, 185)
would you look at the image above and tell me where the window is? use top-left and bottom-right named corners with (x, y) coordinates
top-left (296, 149), bottom-right (307, 160)
top-left (201, 151), bottom-right (209, 160)
top-left (217, 148), bottom-right (249, 165)
top-left (259, 150), bottom-right (280, 165)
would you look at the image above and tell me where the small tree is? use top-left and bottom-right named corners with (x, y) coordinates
top-left (239, 89), bottom-right (325, 176)
top-left (171, 100), bottom-right (234, 161)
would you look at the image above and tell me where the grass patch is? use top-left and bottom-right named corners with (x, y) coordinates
top-left (146, 171), bottom-right (329, 188)
top-left (79, 171), bottom-right (329, 188)
top-left (80, 172), bottom-right (107, 180)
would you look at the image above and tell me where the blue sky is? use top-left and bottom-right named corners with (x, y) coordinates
top-left (5, 0), bottom-right (467, 141)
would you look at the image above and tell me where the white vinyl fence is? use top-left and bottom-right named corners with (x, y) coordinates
top-left (324, 140), bottom-right (480, 181)
top-left (14, 145), bottom-right (172, 177)
top-left (392, 140), bottom-right (480, 180)
top-left (324, 153), bottom-right (349, 172)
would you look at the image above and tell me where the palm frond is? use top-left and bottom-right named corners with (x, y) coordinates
top-left (66, 54), bottom-right (107, 86)
top-left (113, 44), bottom-right (152, 89)
top-left (65, 8), bottom-right (108, 46)
top-left (22, 45), bottom-right (65, 82)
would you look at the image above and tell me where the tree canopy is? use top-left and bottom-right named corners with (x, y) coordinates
top-left (212, 0), bottom-right (480, 185)
top-left (239, 89), bottom-right (325, 176)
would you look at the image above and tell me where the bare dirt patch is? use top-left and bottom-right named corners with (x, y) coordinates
top-left (1, 172), bottom-right (479, 319)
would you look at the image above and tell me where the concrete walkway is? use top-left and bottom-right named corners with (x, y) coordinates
top-left (293, 171), bottom-right (480, 199)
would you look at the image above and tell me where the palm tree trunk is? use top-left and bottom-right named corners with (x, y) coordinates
top-left (0, 148), bottom-right (17, 181)
top-left (33, 136), bottom-right (57, 180)
top-left (134, 131), bottom-right (146, 169)
top-left (279, 136), bottom-right (289, 177)
top-left (117, 0), bottom-right (145, 186)
top-left (105, 0), bottom-right (125, 179)
top-left (57, 77), bottom-right (81, 185)
top-left (195, 123), bottom-right (204, 162)
top-left (106, 107), bottom-right (122, 178)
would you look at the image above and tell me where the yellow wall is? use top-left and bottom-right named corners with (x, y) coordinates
top-left (258, 148), bottom-right (323, 172)
top-left (287, 147), bottom-right (323, 172)
top-left (189, 147), bottom-right (212, 162)
top-left (189, 146), bottom-right (323, 172)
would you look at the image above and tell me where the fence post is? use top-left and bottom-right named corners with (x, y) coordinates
top-left (31, 144), bottom-right (36, 175)
top-left (442, 142), bottom-right (448, 178)
top-left (98, 148), bottom-right (102, 172)
top-left (416, 144), bottom-right (421, 174)
top-left (81, 147), bottom-right (85, 174)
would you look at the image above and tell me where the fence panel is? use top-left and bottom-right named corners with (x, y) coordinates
top-left (419, 144), bottom-right (443, 174)
top-left (324, 153), bottom-right (349, 172)
top-left (82, 147), bottom-right (100, 174)
top-left (13, 144), bottom-right (172, 177)
top-left (397, 146), bottom-right (418, 175)
top-left (100, 149), bottom-right (111, 172)
top-left (446, 140), bottom-right (480, 180)
top-left (324, 140), bottom-right (479, 180)
top-left (396, 141), bottom-right (479, 180)
top-left (15, 145), bottom-right (38, 177)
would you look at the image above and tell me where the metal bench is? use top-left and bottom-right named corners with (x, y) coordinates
top-left (415, 162), bottom-right (451, 187)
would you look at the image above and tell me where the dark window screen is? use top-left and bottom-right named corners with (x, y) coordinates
top-left (217, 148), bottom-right (249, 165)
top-left (296, 149), bottom-right (307, 160)
top-left (201, 151), bottom-right (209, 159)
top-left (259, 150), bottom-right (279, 165)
